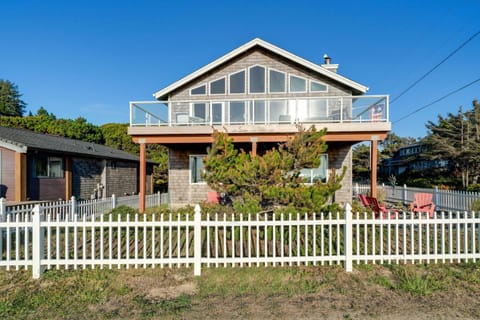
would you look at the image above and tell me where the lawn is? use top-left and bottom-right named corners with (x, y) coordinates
top-left (1, 262), bottom-right (480, 319)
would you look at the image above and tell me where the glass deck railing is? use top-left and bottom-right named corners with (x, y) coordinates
top-left (130, 95), bottom-right (388, 127)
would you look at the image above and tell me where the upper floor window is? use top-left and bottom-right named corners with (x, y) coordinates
top-left (210, 77), bottom-right (225, 95)
top-left (269, 69), bottom-right (286, 93)
top-left (191, 84), bottom-right (206, 95)
top-left (229, 70), bottom-right (245, 94)
top-left (34, 155), bottom-right (63, 178)
top-left (249, 66), bottom-right (265, 93)
top-left (289, 75), bottom-right (306, 93)
top-left (310, 80), bottom-right (327, 92)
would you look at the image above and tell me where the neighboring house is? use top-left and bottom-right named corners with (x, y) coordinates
top-left (379, 143), bottom-right (449, 177)
top-left (129, 38), bottom-right (391, 209)
top-left (0, 126), bottom-right (154, 202)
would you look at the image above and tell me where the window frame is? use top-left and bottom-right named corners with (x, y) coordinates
top-left (209, 77), bottom-right (226, 95)
top-left (289, 74), bottom-right (308, 93)
top-left (189, 154), bottom-right (207, 184)
top-left (268, 68), bottom-right (286, 94)
top-left (34, 155), bottom-right (64, 179)
top-left (228, 69), bottom-right (246, 95)
top-left (190, 83), bottom-right (207, 96)
top-left (309, 80), bottom-right (328, 92)
top-left (299, 154), bottom-right (328, 184)
top-left (248, 65), bottom-right (266, 94)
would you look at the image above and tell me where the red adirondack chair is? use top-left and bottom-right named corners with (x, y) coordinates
top-left (410, 193), bottom-right (435, 218)
top-left (358, 194), bottom-right (395, 219)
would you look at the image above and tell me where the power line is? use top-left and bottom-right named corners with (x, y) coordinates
top-left (393, 77), bottom-right (480, 124)
top-left (390, 29), bottom-right (480, 104)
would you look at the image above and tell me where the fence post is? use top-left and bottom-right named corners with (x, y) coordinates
top-left (434, 186), bottom-right (439, 207)
top-left (194, 204), bottom-right (202, 276)
top-left (157, 191), bottom-right (161, 206)
top-left (344, 203), bottom-right (353, 272)
top-left (0, 197), bottom-right (5, 221)
top-left (70, 196), bottom-right (76, 218)
top-left (112, 194), bottom-right (116, 210)
top-left (32, 205), bottom-right (45, 279)
top-left (403, 184), bottom-right (407, 205)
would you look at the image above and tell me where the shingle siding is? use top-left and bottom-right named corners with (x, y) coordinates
top-left (72, 158), bottom-right (103, 200)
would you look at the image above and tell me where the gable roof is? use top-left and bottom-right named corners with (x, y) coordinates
top-left (154, 38), bottom-right (368, 100)
top-left (0, 126), bottom-right (146, 162)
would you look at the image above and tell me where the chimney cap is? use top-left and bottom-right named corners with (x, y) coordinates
top-left (323, 54), bottom-right (331, 65)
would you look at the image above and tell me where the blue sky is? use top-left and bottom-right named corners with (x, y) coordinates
top-left (1, 0), bottom-right (479, 139)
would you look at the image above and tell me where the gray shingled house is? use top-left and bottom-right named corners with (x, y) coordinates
top-left (129, 38), bottom-right (391, 208)
top-left (0, 126), bottom-right (154, 202)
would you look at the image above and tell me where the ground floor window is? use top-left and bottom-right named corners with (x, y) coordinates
top-left (299, 154), bottom-right (328, 183)
top-left (34, 155), bottom-right (64, 178)
top-left (190, 155), bottom-right (206, 184)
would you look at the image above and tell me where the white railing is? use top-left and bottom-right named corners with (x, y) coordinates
top-left (354, 183), bottom-right (480, 212)
top-left (130, 95), bottom-right (389, 127)
top-left (2, 204), bottom-right (480, 278)
top-left (0, 192), bottom-right (168, 222)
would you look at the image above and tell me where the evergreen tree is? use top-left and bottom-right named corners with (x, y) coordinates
top-left (0, 79), bottom-right (26, 116)
top-left (203, 126), bottom-right (345, 213)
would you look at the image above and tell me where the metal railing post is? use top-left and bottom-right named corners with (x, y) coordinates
top-left (32, 205), bottom-right (45, 279)
top-left (112, 194), bottom-right (116, 210)
top-left (70, 196), bottom-right (76, 220)
top-left (194, 204), bottom-right (202, 276)
top-left (344, 203), bottom-right (353, 272)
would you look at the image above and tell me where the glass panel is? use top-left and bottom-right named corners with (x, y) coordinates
top-left (191, 84), bottom-right (206, 95)
top-left (290, 75), bottom-right (306, 92)
top-left (249, 100), bottom-right (266, 124)
top-left (35, 156), bottom-right (48, 177)
top-left (48, 157), bottom-right (63, 178)
top-left (300, 155), bottom-right (327, 183)
top-left (212, 102), bottom-right (223, 125)
top-left (307, 99), bottom-right (327, 121)
top-left (229, 71), bottom-right (245, 94)
top-left (210, 78), bottom-right (225, 94)
top-left (310, 81), bottom-right (327, 92)
top-left (269, 69), bottom-right (285, 93)
top-left (192, 103), bottom-right (208, 122)
top-left (229, 101), bottom-right (246, 124)
top-left (249, 66), bottom-right (265, 93)
top-left (190, 156), bottom-right (205, 183)
top-left (269, 100), bottom-right (288, 123)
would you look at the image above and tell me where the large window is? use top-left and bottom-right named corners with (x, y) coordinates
top-left (210, 77), bottom-right (225, 95)
top-left (190, 155), bottom-right (206, 183)
top-left (299, 154), bottom-right (328, 184)
top-left (190, 84), bottom-right (206, 95)
top-left (34, 156), bottom-right (63, 178)
top-left (229, 70), bottom-right (245, 94)
top-left (310, 80), bottom-right (327, 92)
top-left (269, 69), bottom-right (286, 93)
top-left (249, 66), bottom-right (265, 93)
top-left (228, 101), bottom-right (246, 124)
top-left (290, 75), bottom-right (307, 92)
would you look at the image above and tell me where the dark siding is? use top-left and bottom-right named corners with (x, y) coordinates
top-left (72, 158), bottom-right (102, 200)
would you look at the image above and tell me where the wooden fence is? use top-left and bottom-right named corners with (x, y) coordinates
top-left (354, 183), bottom-right (480, 212)
top-left (2, 204), bottom-right (480, 278)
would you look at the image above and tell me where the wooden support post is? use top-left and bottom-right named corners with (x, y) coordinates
top-left (370, 139), bottom-right (378, 198)
top-left (251, 137), bottom-right (258, 157)
top-left (139, 141), bottom-right (146, 213)
top-left (65, 157), bottom-right (72, 200)
top-left (14, 152), bottom-right (27, 202)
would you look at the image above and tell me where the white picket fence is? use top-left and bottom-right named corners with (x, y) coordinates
top-left (2, 204), bottom-right (480, 278)
top-left (0, 192), bottom-right (169, 222)
top-left (354, 183), bottom-right (480, 212)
